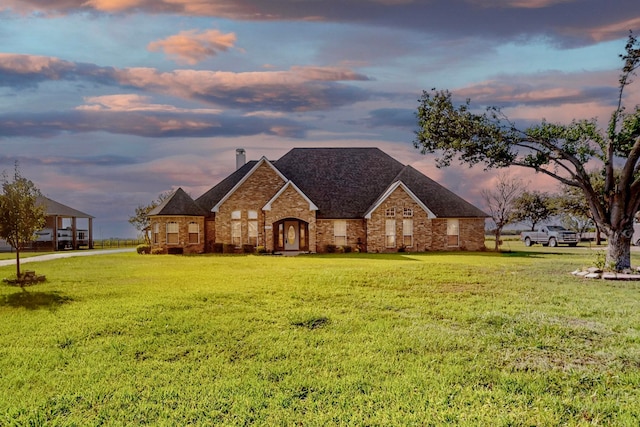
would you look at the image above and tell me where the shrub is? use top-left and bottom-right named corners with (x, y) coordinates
top-left (223, 244), bottom-right (236, 254)
top-left (136, 244), bottom-right (151, 255)
top-left (212, 243), bottom-right (224, 253)
top-left (167, 247), bottom-right (183, 255)
top-left (151, 248), bottom-right (164, 255)
top-left (325, 244), bottom-right (337, 253)
top-left (336, 246), bottom-right (345, 253)
top-left (398, 245), bottom-right (406, 253)
top-left (256, 246), bottom-right (267, 254)
top-left (342, 245), bottom-right (352, 253)
top-left (242, 244), bottom-right (255, 254)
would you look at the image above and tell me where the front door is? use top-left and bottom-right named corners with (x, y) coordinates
top-left (284, 220), bottom-right (299, 250)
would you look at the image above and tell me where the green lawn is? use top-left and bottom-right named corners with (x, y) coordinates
top-left (1, 249), bottom-right (639, 425)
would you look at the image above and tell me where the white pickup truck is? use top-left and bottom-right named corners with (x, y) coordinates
top-left (520, 225), bottom-right (579, 247)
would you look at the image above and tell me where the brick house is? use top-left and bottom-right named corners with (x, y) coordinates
top-left (148, 147), bottom-right (488, 254)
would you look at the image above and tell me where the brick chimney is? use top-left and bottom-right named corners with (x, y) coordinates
top-left (236, 148), bottom-right (246, 170)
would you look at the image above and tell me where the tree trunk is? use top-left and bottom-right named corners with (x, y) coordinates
top-left (493, 228), bottom-right (502, 251)
top-left (15, 247), bottom-right (21, 279)
top-left (606, 226), bottom-right (633, 271)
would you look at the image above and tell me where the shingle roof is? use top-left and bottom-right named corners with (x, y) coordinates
top-left (192, 147), bottom-right (487, 219)
top-left (37, 196), bottom-right (94, 218)
top-left (148, 188), bottom-right (207, 216)
top-left (195, 161), bottom-right (258, 212)
top-left (274, 148), bottom-right (406, 218)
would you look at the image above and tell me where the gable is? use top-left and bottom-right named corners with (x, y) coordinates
top-left (195, 161), bottom-right (258, 212)
top-left (212, 157), bottom-right (287, 212)
top-left (274, 148), bottom-right (405, 218)
top-left (364, 181), bottom-right (436, 219)
top-left (263, 181), bottom-right (319, 211)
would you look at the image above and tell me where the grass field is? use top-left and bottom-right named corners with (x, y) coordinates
top-left (1, 247), bottom-right (639, 425)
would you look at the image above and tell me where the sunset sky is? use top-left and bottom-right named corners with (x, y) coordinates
top-left (1, 0), bottom-right (639, 237)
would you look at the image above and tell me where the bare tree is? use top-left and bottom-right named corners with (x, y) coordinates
top-left (481, 172), bottom-right (525, 251)
top-left (128, 192), bottom-right (171, 243)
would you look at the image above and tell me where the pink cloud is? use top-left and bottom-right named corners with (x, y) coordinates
top-left (76, 94), bottom-right (221, 113)
top-left (148, 29), bottom-right (237, 64)
top-left (467, 0), bottom-right (577, 8)
top-left (0, 53), bottom-right (74, 76)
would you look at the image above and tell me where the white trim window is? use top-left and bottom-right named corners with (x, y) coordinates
top-left (385, 208), bottom-right (395, 218)
top-left (153, 223), bottom-right (159, 244)
top-left (447, 219), bottom-right (459, 247)
top-left (231, 210), bottom-right (242, 246)
top-left (403, 219), bottom-right (413, 248)
top-left (334, 220), bottom-right (347, 246)
top-left (166, 221), bottom-right (179, 245)
top-left (385, 219), bottom-right (396, 248)
top-left (403, 208), bottom-right (413, 217)
top-left (188, 222), bottom-right (199, 244)
top-left (248, 210), bottom-right (258, 246)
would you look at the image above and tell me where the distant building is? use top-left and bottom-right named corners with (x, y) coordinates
top-left (148, 147), bottom-right (487, 254)
top-left (35, 196), bottom-right (94, 250)
top-left (1, 196), bottom-right (94, 251)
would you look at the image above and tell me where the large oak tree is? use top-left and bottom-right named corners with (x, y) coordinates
top-left (414, 33), bottom-right (640, 271)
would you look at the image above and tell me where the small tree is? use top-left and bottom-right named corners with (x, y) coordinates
top-left (0, 166), bottom-right (46, 281)
top-left (511, 191), bottom-right (556, 231)
top-left (480, 172), bottom-right (525, 251)
top-left (128, 192), bottom-right (170, 243)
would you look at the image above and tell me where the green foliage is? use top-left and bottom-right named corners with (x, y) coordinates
top-left (242, 244), bottom-right (255, 254)
top-left (212, 242), bottom-right (224, 253)
top-left (325, 244), bottom-right (337, 253)
top-left (222, 244), bottom-right (235, 254)
top-left (0, 165), bottom-right (47, 279)
top-left (136, 244), bottom-right (151, 254)
top-left (1, 251), bottom-right (640, 424)
top-left (511, 191), bottom-right (556, 231)
top-left (151, 248), bottom-right (164, 255)
top-left (414, 34), bottom-right (640, 271)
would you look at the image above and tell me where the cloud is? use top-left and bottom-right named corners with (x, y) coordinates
top-left (148, 29), bottom-right (237, 64)
top-left (0, 54), bottom-right (371, 112)
top-left (0, 154), bottom-right (140, 168)
top-left (0, 109), bottom-right (309, 138)
top-left (76, 94), bottom-right (221, 113)
top-left (467, 0), bottom-right (577, 8)
top-left (0, 53), bottom-right (117, 88)
top-left (361, 108), bottom-right (416, 129)
top-left (454, 70), bottom-right (619, 109)
top-left (3, 0), bottom-right (637, 46)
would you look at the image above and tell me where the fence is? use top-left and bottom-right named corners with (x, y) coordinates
top-left (0, 239), bottom-right (144, 253)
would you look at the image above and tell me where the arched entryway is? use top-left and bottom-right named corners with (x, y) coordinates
top-left (273, 218), bottom-right (309, 252)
